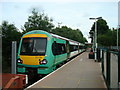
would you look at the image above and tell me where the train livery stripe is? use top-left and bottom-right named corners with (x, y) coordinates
top-left (20, 55), bottom-right (45, 65)
top-left (22, 34), bottom-right (47, 38)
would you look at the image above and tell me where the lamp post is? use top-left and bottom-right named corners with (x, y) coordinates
top-left (117, 25), bottom-right (119, 50)
top-left (89, 17), bottom-right (102, 61)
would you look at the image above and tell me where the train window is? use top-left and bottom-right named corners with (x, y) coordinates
top-left (52, 42), bottom-right (57, 55)
top-left (33, 39), bottom-right (46, 53)
top-left (70, 45), bottom-right (74, 52)
top-left (70, 45), bottom-right (79, 52)
top-left (52, 42), bottom-right (66, 55)
top-left (66, 43), bottom-right (69, 53)
top-left (20, 38), bottom-right (47, 55)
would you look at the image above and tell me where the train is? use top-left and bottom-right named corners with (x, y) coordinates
top-left (17, 30), bottom-right (85, 75)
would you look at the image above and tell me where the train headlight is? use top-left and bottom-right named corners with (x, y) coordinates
top-left (39, 59), bottom-right (47, 64)
top-left (17, 59), bottom-right (23, 64)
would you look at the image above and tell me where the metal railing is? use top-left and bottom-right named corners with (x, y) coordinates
top-left (97, 48), bottom-right (120, 89)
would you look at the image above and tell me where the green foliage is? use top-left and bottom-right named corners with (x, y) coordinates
top-left (22, 8), bottom-right (54, 33)
top-left (97, 30), bottom-right (117, 46)
top-left (91, 19), bottom-right (109, 35)
top-left (52, 26), bottom-right (87, 43)
top-left (1, 21), bottom-right (22, 73)
top-left (89, 19), bottom-right (109, 44)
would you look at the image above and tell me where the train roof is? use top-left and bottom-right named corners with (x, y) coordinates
top-left (23, 30), bottom-right (84, 46)
top-left (51, 33), bottom-right (82, 45)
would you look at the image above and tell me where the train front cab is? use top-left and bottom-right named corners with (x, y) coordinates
top-left (17, 30), bottom-right (56, 75)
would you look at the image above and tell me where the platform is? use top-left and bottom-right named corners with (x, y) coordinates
top-left (27, 52), bottom-right (107, 88)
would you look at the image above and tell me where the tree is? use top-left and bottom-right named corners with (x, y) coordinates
top-left (22, 8), bottom-right (54, 33)
top-left (97, 29), bottom-right (120, 46)
top-left (89, 19), bottom-right (110, 45)
top-left (91, 19), bottom-right (109, 35)
top-left (97, 33), bottom-right (113, 46)
top-left (1, 21), bottom-right (22, 73)
top-left (89, 19), bottom-right (109, 44)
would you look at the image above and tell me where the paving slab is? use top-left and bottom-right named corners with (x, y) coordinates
top-left (27, 52), bottom-right (107, 88)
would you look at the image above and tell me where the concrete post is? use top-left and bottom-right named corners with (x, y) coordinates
top-left (11, 41), bottom-right (17, 74)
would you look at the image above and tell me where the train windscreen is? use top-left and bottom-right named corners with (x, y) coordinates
top-left (20, 38), bottom-right (47, 55)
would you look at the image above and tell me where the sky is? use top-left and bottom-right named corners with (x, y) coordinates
top-left (0, 0), bottom-right (119, 42)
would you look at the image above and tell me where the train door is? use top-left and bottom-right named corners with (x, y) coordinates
top-left (66, 41), bottom-right (70, 59)
top-left (52, 41), bottom-right (57, 64)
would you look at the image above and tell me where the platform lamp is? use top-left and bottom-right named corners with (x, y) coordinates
top-left (89, 17), bottom-right (102, 61)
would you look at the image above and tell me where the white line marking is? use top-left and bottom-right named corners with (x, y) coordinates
top-left (26, 53), bottom-right (82, 89)
top-left (100, 75), bottom-right (107, 88)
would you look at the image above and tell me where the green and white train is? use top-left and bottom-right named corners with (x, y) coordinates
top-left (17, 30), bottom-right (85, 75)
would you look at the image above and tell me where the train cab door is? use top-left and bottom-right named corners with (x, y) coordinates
top-left (52, 41), bottom-right (57, 64)
top-left (66, 41), bottom-right (70, 59)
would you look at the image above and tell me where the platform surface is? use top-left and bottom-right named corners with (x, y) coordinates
top-left (27, 52), bottom-right (107, 88)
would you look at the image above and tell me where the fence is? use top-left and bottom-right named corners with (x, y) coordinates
top-left (97, 48), bottom-right (120, 89)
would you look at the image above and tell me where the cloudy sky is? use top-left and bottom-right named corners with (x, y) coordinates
top-left (0, 0), bottom-right (119, 42)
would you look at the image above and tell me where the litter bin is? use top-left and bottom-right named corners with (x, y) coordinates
top-left (89, 50), bottom-right (94, 59)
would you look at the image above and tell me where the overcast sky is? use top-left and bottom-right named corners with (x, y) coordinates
top-left (0, 0), bottom-right (119, 42)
